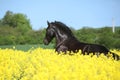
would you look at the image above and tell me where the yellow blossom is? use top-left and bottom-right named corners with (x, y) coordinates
top-left (0, 48), bottom-right (120, 80)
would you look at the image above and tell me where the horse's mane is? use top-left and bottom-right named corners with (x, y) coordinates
top-left (51, 21), bottom-right (73, 36)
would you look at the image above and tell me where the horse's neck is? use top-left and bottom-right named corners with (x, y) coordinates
top-left (56, 34), bottom-right (67, 45)
top-left (55, 30), bottom-right (68, 47)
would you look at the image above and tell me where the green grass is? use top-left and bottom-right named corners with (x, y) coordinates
top-left (0, 44), bottom-right (54, 51)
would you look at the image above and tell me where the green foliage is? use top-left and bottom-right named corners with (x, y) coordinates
top-left (1, 11), bottom-right (32, 30)
top-left (74, 27), bottom-right (98, 43)
top-left (0, 11), bottom-right (120, 49)
top-left (2, 11), bottom-right (13, 26)
top-left (73, 27), bottom-right (120, 49)
top-left (0, 11), bottom-right (33, 45)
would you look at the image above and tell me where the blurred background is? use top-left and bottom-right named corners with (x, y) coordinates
top-left (0, 0), bottom-right (120, 50)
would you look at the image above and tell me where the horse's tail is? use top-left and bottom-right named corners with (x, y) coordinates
top-left (110, 52), bottom-right (120, 60)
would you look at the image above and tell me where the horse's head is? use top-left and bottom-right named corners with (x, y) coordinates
top-left (43, 21), bottom-right (55, 45)
top-left (44, 21), bottom-right (74, 46)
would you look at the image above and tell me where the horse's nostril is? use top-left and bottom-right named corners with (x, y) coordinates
top-left (43, 39), bottom-right (48, 45)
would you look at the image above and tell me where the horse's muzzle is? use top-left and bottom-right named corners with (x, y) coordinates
top-left (43, 39), bottom-right (49, 45)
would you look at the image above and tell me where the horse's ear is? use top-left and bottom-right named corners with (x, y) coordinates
top-left (47, 21), bottom-right (50, 25)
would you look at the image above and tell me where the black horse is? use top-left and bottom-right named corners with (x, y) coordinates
top-left (43, 21), bottom-right (119, 60)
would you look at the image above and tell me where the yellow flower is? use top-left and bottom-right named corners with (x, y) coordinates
top-left (0, 48), bottom-right (120, 80)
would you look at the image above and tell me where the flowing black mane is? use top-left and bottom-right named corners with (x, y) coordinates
top-left (51, 21), bottom-right (73, 36)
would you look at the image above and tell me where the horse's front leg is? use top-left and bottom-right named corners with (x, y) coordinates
top-left (56, 45), bottom-right (68, 54)
top-left (82, 45), bottom-right (90, 55)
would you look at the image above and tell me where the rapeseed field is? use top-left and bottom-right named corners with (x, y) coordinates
top-left (0, 47), bottom-right (120, 80)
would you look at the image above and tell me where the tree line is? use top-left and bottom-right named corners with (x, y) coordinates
top-left (0, 11), bottom-right (120, 49)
